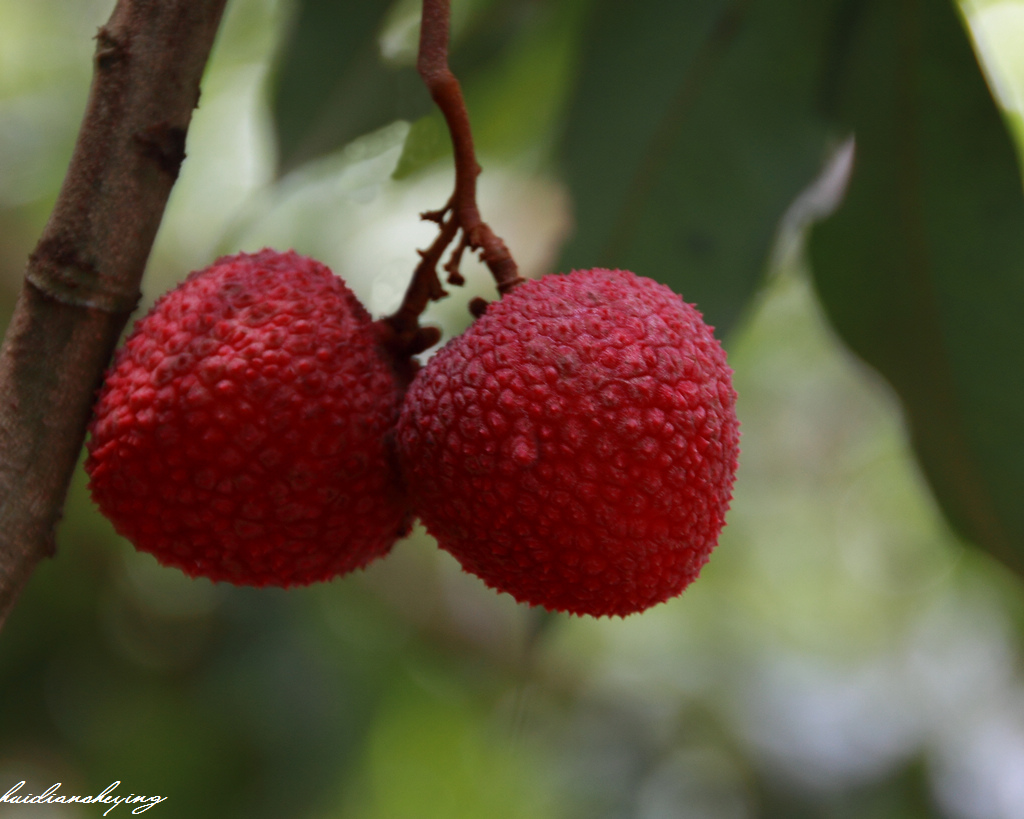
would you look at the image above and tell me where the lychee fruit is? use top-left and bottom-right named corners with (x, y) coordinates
top-left (86, 249), bottom-right (412, 587)
top-left (396, 268), bottom-right (739, 617)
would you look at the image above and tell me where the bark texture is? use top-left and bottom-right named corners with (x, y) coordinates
top-left (0, 0), bottom-right (229, 628)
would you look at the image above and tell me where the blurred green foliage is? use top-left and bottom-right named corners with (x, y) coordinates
top-left (809, 0), bottom-right (1024, 577)
top-left (4, 0), bottom-right (1024, 818)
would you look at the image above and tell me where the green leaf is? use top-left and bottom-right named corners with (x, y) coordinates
top-left (556, 0), bottom-right (837, 335)
top-left (808, 0), bottom-right (1024, 573)
top-left (269, 0), bottom-right (432, 175)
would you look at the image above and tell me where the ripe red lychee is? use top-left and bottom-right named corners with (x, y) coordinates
top-left (396, 268), bottom-right (739, 617)
top-left (86, 249), bottom-right (412, 587)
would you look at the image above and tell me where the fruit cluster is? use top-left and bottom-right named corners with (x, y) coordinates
top-left (87, 250), bottom-right (739, 616)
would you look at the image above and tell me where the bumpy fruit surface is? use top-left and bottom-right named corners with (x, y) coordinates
top-left (86, 249), bottom-right (411, 586)
top-left (397, 268), bottom-right (739, 617)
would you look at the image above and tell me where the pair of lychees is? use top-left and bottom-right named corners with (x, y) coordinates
top-left (86, 249), bottom-right (739, 617)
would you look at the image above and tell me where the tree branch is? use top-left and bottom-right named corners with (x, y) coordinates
top-left (0, 0), bottom-right (229, 629)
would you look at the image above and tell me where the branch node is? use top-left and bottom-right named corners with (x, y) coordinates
top-left (26, 237), bottom-right (140, 314)
top-left (134, 122), bottom-right (187, 180)
top-left (94, 26), bottom-right (129, 70)
top-left (421, 206), bottom-right (449, 224)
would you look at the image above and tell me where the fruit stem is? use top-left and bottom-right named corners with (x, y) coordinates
top-left (380, 0), bottom-right (522, 355)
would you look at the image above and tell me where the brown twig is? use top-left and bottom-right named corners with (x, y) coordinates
top-left (379, 0), bottom-right (522, 356)
top-left (0, 0), bottom-right (229, 630)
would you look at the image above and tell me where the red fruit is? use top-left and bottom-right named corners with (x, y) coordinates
top-left (86, 249), bottom-right (411, 587)
top-left (396, 268), bottom-right (739, 617)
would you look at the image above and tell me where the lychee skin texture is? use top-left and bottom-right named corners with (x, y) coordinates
top-left (86, 249), bottom-right (411, 587)
top-left (396, 269), bottom-right (739, 617)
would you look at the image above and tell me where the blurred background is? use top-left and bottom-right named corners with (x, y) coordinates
top-left (3, 0), bottom-right (1024, 816)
